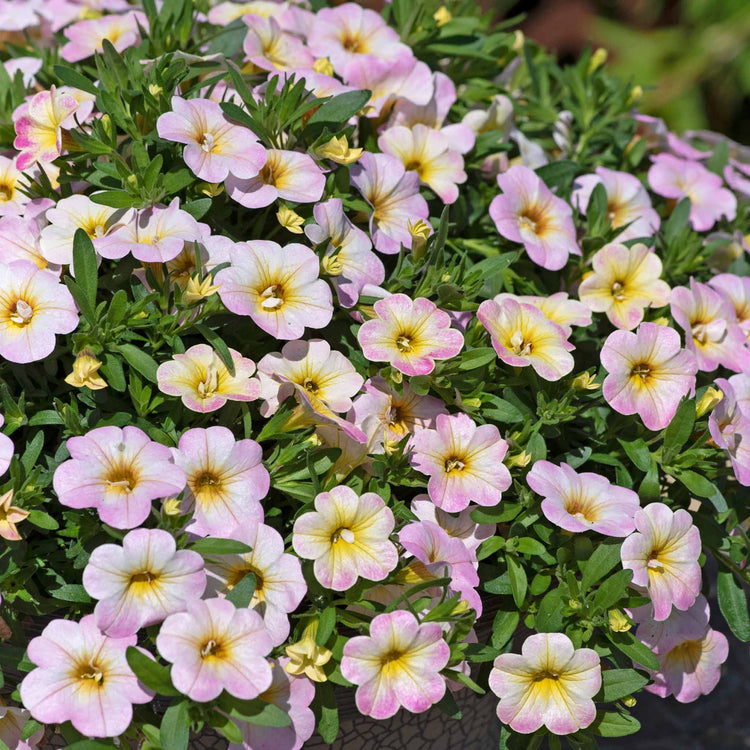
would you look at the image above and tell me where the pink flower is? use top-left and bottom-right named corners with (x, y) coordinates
top-left (709, 377), bottom-right (750, 486)
top-left (379, 124), bottom-right (467, 204)
top-left (156, 343), bottom-right (260, 413)
top-left (216, 240), bottom-right (333, 340)
top-left (527, 460), bottom-right (640, 536)
top-left (257, 339), bottom-right (363, 417)
top-left (477, 297), bottom-right (575, 381)
top-left (671, 278), bottom-right (750, 373)
top-left (205, 521), bottom-right (306, 647)
top-left (61, 11), bottom-right (144, 62)
top-left (304, 198), bottom-right (384, 308)
top-left (648, 154), bottom-right (737, 231)
top-left (601, 323), bottom-right (697, 430)
top-left (621, 503), bottom-right (702, 621)
top-left (83, 528), bottom-right (206, 638)
top-left (709, 273), bottom-right (750, 337)
top-left (578, 242), bottom-right (671, 330)
top-left (0, 414), bottom-right (12, 477)
top-left (0, 215), bottom-right (56, 271)
top-left (489, 165), bottom-right (580, 270)
top-left (411, 495), bottom-right (495, 553)
top-left (341, 611), bottom-right (450, 719)
top-left (242, 15), bottom-right (314, 72)
top-left (0, 260), bottom-right (78, 363)
top-left (492, 292), bottom-right (591, 336)
top-left (489, 633), bottom-right (601, 735)
top-left (633, 593), bottom-right (711, 655)
top-left (157, 97), bottom-right (267, 183)
top-left (572, 167), bottom-right (660, 241)
top-left (293, 485), bottom-right (397, 591)
top-left (0, 703), bottom-right (44, 750)
top-left (410, 412), bottom-right (511, 512)
top-left (53, 425), bottom-right (186, 529)
top-left (19, 615), bottom-right (152, 737)
top-left (349, 376), bottom-right (447, 453)
top-left (156, 598), bottom-right (273, 702)
top-left (4, 55), bottom-right (42, 88)
top-left (229, 658), bottom-right (315, 750)
top-left (357, 294), bottom-right (463, 376)
top-left (350, 152), bottom-right (429, 255)
top-left (308, 3), bottom-right (408, 73)
top-left (172, 426), bottom-right (268, 537)
top-left (0, 156), bottom-right (29, 216)
top-left (399, 520), bottom-right (481, 615)
top-left (226, 149), bottom-right (324, 209)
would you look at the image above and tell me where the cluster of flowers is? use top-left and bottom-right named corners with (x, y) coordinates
top-left (0, 0), bottom-right (747, 748)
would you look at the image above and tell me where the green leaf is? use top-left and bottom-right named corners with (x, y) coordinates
top-left (27, 509), bottom-right (59, 530)
top-left (605, 631), bottom-right (659, 671)
top-left (306, 89), bottom-right (371, 127)
top-left (226, 572), bottom-right (256, 608)
top-left (618, 438), bottom-right (651, 472)
top-left (482, 396), bottom-right (524, 423)
top-left (89, 191), bottom-right (140, 208)
top-left (218, 694), bottom-right (292, 726)
top-left (491, 608), bottom-right (520, 649)
top-left (675, 470), bottom-right (728, 512)
top-left (663, 398), bottom-right (695, 460)
top-left (50, 584), bottom-right (91, 603)
top-left (581, 540), bottom-right (622, 590)
top-left (597, 669), bottom-right (649, 702)
top-left (191, 538), bottom-right (253, 556)
top-left (21, 720), bottom-right (43, 741)
top-left (515, 537), bottom-right (547, 556)
top-left (458, 347), bottom-right (497, 370)
top-left (65, 742), bottom-right (118, 750)
top-left (72, 229), bottom-right (98, 316)
top-left (182, 198), bottom-right (212, 220)
top-left (117, 344), bottom-right (159, 383)
top-left (161, 701), bottom-right (190, 750)
top-left (535, 587), bottom-right (565, 632)
top-left (53, 66), bottom-right (98, 95)
top-left (593, 569), bottom-right (633, 611)
top-left (126, 647), bottom-right (179, 696)
top-left (195, 325), bottom-right (235, 376)
top-left (590, 709), bottom-right (641, 737)
top-left (21, 430), bottom-right (44, 472)
top-left (315, 681), bottom-right (339, 743)
top-left (664, 198), bottom-right (691, 241)
top-left (316, 607), bottom-right (336, 646)
top-left (638, 458), bottom-right (661, 501)
top-left (717, 569), bottom-right (750, 641)
top-left (506, 554), bottom-right (527, 608)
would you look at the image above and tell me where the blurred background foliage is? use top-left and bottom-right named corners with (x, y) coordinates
top-left (504, 0), bottom-right (749, 141)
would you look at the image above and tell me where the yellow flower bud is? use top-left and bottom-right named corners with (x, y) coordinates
top-left (451, 599), bottom-right (471, 615)
top-left (320, 254), bottom-right (344, 277)
top-left (433, 6), bottom-right (452, 26)
top-left (696, 387), bottom-right (723, 418)
top-left (506, 451), bottom-right (532, 469)
top-left (408, 218), bottom-right (431, 258)
top-left (622, 695), bottom-right (637, 708)
top-left (512, 30), bottom-right (525, 51)
top-left (313, 57), bottom-right (334, 76)
top-left (182, 275), bottom-right (221, 305)
top-left (587, 47), bottom-right (608, 74)
top-left (200, 182), bottom-right (224, 197)
top-left (148, 84), bottom-right (163, 98)
top-left (163, 498), bottom-right (182, 517)
top-left (285, 620), bottom-right (333, 682)
top-left (65, 349), bottom-right (108, 391)
top-left (650, 317), bottom-right (671, 327)
top-left (628, 85), bottom-right (643, 105)
top-left (572, 372), bottom-right (600, 391)
top-left (276, 205), bottom-right (305, 234)
top-left (608, 609), bottom-right (632, 633)
top-left (316, 135), bottom-right (363, 165)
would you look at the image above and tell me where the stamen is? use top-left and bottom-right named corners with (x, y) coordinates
top-left (260, 284), bottom-right (284, 310)
top-left (9, 299), bottom-right (33, 325)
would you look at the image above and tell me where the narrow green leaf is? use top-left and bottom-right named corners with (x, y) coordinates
top-left (126, 647), bottom-right (179, 696)
top-left (491, 608), bottom-right (519, 649)
top-left (306, 89), bottom-right (371, 127)
top-left (315, 682), bottom-right (339, 744)
top-left (618, 438), bottom-right (651, 472)
top-left (50, 584), bottom-right (91, 603)
top-left (315, 607), bottom-right (336, 646)
top-left (191, 538), bottom-right (253, 556)
top-left (458, 347), bottom-right (497, 371)
top-left (196, 325), bottom-right (235, 376)
top-left (53, 66), bottom-right (98, 95)
top-left (535, 587), bottom-right (565, 632)
top-left (506, 554), bottom-right (527, 608)
top-left (717, 569), bottom-right (750, 641)
top-left (675, 470), bottom-right (728, 512)
top-left (663, 398), bottom-right (695, 459)
top-left (605, 631), bottom-right (659, 671)
top-left (593, 569), bottom-right (633, 611)
top-left (581, 540), bottom-right (622, 589)
top-left (226, 572), bottom-right (256, 608)
top-left (89, 191), bottom-right (140, 208)
top-left (160, 701), bottom-right (190, 750)
top-left (597, 669), bottom-right (649, 702)
top-left (117, 344), bottom-right (159, 383)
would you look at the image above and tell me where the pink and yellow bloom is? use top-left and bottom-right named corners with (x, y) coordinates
top-left (20, 615), bottom-right (152, 738)
top-left (156, 343), bottom-right (260, 413)
top-left (357, 294), bottom-right (463, 376)
top-left (489, 633), bottom-right (601, 735)
top-left (527, 460), bottom-right (640, 536)
top-left (489, 165), bottom-right (580, 270)
top-left (157, 97), bottom-right (267, 183)
top-left (242, 15), bottom-right (314, 72)
top-left (341, 611), bottom-right (450, 720)
top-left (410, 412), bottom-right (511, 512)
top-left (0, 489), bottom-right (28, 541)
top-left (578, 243), bottom-right (671, 330)
top-left (172, 426), bottom-right (268, 537)
top-left (0, 156), bottom-right (29, 216)
top-left (156, 597), bottom-right (273, 702)
top-left (53, 425), bottom-right (186, 530)
top-left (477, 297), bottom-right (575, 381)
top-left (82, 528), bottom-right (206, 638)
top-left (61, 11), bottom-right (144, 62)
top-left (411, 495), bottom-right (495, 553)
top-left (709, 273), bottom-right (750, 338)
top-left (0, 260), bottom-right (78, 364)
top-left (0, 215), bottom-right (55, 272)
top-left (709, 377), bottom-right (750, 486)
top-left (600, 323), bottom-right (697, 431)
top-left (621, 503), bottom-right (702, 621)
top-left (0, 414), bottom-right (12, 478)
top-left (293, 485), bottom-right (397, 591)
top-left (492, 292), bottom-right (592, 336)
top-left (216, 240), bottom-right (333, 340)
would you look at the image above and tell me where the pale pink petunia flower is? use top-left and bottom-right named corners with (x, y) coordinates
top-left (156, 96), bottom-right (267, 183)
top-left (723, 159), bottom-right (750, 198)
top-left (670, 278), bottom-right (750, 373)
top-left (709, 273), bottom-right (750, 338)
top-left (205, 521), bottom-right (307, 647)
top-left (621, 502), bottom-right (702, 621)
top-left (82, 528), bottom-right (206, 638)
top-left (0, 414), bottom-right (12, 477)
top-left (411, 495), bottom-right (495, 553)
top-left (257, 339), bottom-right (363, 417)
top-left (304, 198), bottom-right (384, 308)
top-left (61, 11), bottom-right (144, 62)
top-left (341, 611), bottom-right (450, 720)
top-left (229, 658), bottom-right (316, 750)
top-left (399, 520), bottom-right (482, 615)
top-left (156, 597), bottom-right (273, 702)
top-left (226, 149), bottom-right (324, 209)
top-left (171, 426), bottom-right (268, 537)
top-left (4, 55), bottom-right (43, 88)
top-left (0, 156), bottom-right (30, 216)
top-left (600, 323), bottom-right (697, 431)
top-left (0, 703), bottom-right (45, 749)
top-left (527, 460), bottom-right (640, 536)
top-left (53, 425), bottom-right (186, 529)
top-left (572, 166), bottom-right (660, 241)
top-left (243, 15), bottom-right (314, 72)
top-left (350, 152), bottom-right (429, 255)
top-left (293, 485), bottom-right (397, 591)
top-left (410, 412), bottom-right (511, 512)
top-left (489, 633), bottom-right (601, 735)
top-left (208, 1), bottom-right (289, 26)
top-left (357, 294), bottom-right (463, 376)
top-left (477, 297), bottom-right (575, 381)
top-left (709, 377), bottom-right (750, 486)
top-left (648, 154), bottom-right (737, 232)
top-left (0, 260), bottom-right (78, 363)
top-left (492, 292), bottom-right (591, 336)
top-left (578, 242), bottom-right (671, 330)
top-left (19, 615), bottom-right (153, 738)
top-left (489, 165), bottom-right (580, 271)
top-left (216, 240), bottom-right (332, 340)
top-left (156, 343), bottom-right (260, 413)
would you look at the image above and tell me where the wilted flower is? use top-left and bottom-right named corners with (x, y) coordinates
top-left (0, 490), bottom-right (28, 542)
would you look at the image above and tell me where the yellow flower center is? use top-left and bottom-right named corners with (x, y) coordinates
top-left (199, 132), bottom-right (216, 153)
top-left (341, 33), bottom-right (364, 53)
top-left (396, 334), bottom-right (413, 352)
top-left (331, 527), bottom-right (355, 544)
top-left (510, 329), bottom-right (533, 356)
top-left (302, 377), bottom-right (319, 394)
top-left (610, 280), bottom-right (626, 300)
top-left (564, 495), bottom-right (597, 523)
top-left (444, 457), bottom-right (466, 473)
top-left (9, 299), bottom-right (34, 326)
top-left (0, 181), bottom-right (14, 202)
top-left (664, 639), bottom-right (703, 671)
top-left (630, 362), bottom-right (651, 383)
top-left (260, 284), bottom-right (285, 310)
top-left (200, 638), bottom-right (223, 658)
top-left (197, 364), bottom-right (219, 399)
top-left (78, 661), bottom-right (104, 684)
top-left (104, 462), bottom-right (138, 493)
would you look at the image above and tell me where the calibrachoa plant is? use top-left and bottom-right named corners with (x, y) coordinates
top-left (0, 1), bottom-right (748, 749)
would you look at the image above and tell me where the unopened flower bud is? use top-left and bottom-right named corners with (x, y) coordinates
top-left (608, 609), bottom-right (631, 632)
top-left (512, 30), bottom-right (525, 51)
top-left (696, 387), bottom-right (723, 418)
top-left (285, 619), bottom-right (333, 682)
top-left (408, 218), bottom-right (431, 259)
top-left (506, 451), bottom-right (532, 468)
top-left (451, 599), bottom-right (471, 615)
top-left (277, 205), bottom-right (305, 234)
top-left (313, 58), bottom-right (334, 76)
top-left (622, 695), bottom-right (637, 708)
top-left (628, 86), bottom-right (643, 105)
top-left (587, 47), bottom-right (608, 74)
top-left (163, 498), bottom-right (182, 516)
top-left (148, 84), bottom-right (163, 98)
top-left (316, 135), bottom-right (363, 165)
top-left (572, 372), bottom-right (600, 391)
top-left (200, 182), bottom-right (224, 197)
top-left (568, 598), bottom-right (581, 610)
top-left (65, 349), bottom-right (107, 390)
top-left (182, 275), bottom-right (220, 305)
top-left (320, 254), bottom-right (344, 277)
top-left (433, 6), bottom-right (452, 26)
top-left (650, 316), bottom-right (670, 327)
